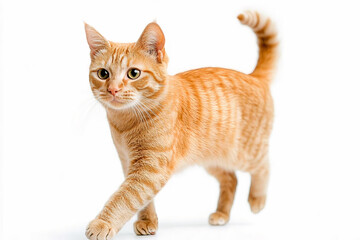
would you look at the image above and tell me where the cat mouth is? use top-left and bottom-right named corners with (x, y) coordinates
top-left (110, 97), bottom-right (123, 102)
top-left (110, 97), bottom-right (128, 104)
top-left (108, 96), bottom-right (136, 106)
top-left (105, 96), bottom-right (139, 110)
top-left (102, 92), bottom-right (138, 109)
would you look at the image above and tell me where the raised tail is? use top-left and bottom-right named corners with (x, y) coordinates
top-left (238, 11), bottom-right (279, 83)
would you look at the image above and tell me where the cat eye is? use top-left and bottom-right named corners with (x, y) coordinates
top-left (127, 68), bottom-right (141, 80)
top-left (97, 68), bottom-right (109, 80)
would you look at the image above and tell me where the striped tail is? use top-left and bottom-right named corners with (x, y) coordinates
top-left (238, 11), bottom-right (279, 83)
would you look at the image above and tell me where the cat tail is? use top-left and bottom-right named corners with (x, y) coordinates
top-left (238, 11), bottom-right (279, 84)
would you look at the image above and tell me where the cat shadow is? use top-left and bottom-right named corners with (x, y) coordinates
top-left (114, 220), bottom-right (253, 239)
top-left (160, 220), bottom-right (252, 229)
top-left (48, 221), bottom-right (252, 240)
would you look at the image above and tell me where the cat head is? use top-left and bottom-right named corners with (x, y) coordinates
top-left (84, 22), bottom-right (169, 111)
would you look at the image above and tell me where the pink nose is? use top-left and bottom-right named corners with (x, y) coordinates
top-left (108, 86), bottom-right (120, 96)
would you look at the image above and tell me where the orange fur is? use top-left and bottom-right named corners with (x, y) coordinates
top-left (84, 10), bottom-right (278, 240)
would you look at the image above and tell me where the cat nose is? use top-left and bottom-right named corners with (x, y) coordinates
top-left (108, 86), bottom-right (121, 96)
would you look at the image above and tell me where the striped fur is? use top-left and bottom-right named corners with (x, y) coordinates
top-left (84, 11), bottom-right (278, 240)
top-left (238, 11), bottom-right (279, 83)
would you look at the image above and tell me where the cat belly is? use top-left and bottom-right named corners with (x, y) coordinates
top-left (175, 142), bottom-right (253, 173)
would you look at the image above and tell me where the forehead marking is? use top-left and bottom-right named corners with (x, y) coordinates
top-left (105, 56), bottom-right (112, 69)
top-left (120, 56), bottom-right (128, 70)
top-left (112, 47), bottom-right (120, 63)
top-left (111, 47), bottom-right (124, 64)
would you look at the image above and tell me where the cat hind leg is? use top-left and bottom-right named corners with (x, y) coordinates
top-left (248, 159), bottom-right (269, 214)
top-left (206, 167), bottom-right (237, 226)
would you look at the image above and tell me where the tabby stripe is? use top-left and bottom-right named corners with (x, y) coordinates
top-left (223, 79), bottom-right (232, 145)
top-left (124, 183), bottom-right (144, 205)
top-left (132, 76), bottom-right (150, 89)
top-left (145, 144), bottom-right (173, 153)
top-left (119, 54), bottom-right (126, 68)
top-left (255, 19), bottom-right (271, 35)
top-left (253, 12), bottom-right (261, 29)
top-left (129, 158), bottom-right (161, 174)
top-left (212, 78), bottom-right (221, 148)
top-left (198, 78), bottom-right (211, 144)
top-left (144, 70), bottom-right (164, 84)
top-left (217, 78), bottom-right (227, 142)
top-left (147, 84), bottom-right (166, 99)
top-left (189, 79), bottom-right (203, 136)
top-left (175, 81), bottom-right (191, 158)
top-left (111, 49), bottom-right (117, 63)
top-left (204, 80), bottom-right (213, 140)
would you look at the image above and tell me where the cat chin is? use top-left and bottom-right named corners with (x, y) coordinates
top-left (103, 98), bottom-right (139, 111)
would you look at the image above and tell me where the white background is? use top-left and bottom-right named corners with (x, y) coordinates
top-left (1, 0), bottom-right (360, 239)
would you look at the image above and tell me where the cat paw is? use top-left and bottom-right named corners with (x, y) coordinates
top-left (86, 218), bottom-right (116, 240)
top-left (248, 195), bottom-right (266, 213)
top-left (134, 219), bottom-right (158, 235)
top-left (208, 211), bottom-right (229, 226)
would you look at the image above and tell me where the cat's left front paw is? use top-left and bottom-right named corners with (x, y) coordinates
top-left (134, 219), bottom-right (158, 235)
top-left (86, 218), bottom-right (116, 240)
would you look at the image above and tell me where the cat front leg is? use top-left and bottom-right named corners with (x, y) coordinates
top-left (133, 201), bottom-right (158, 235)
top-left (85, 155), bottom-right (172, 240)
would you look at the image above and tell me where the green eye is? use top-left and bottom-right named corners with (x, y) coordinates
top-left (127, 68), bottom-right (141, 80)
top-left (97, 68), bottom-right (109, 80)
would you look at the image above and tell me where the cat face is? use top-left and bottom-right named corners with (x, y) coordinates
top-left (85, 23), bottom-right (168, 110)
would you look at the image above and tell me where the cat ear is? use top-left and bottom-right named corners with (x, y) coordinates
top-left (136, 22), bottom-right (165, 63)
top-left (84, 23), bottom-right (110, 57)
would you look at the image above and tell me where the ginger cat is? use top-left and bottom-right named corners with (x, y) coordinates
top-left (84, 10), bottom-right (278, 240)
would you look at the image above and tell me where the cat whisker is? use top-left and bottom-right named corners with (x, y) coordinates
top-left (140, 99), bottom-right (164, 121)
top-left (137, 101), bottom-right (160, 127)
top-left (136, 102), bottom-right (154, 129)
top-left (133, 103), bottom-right (150, 130)
top-left (130, 104), bottom-right (141, 126)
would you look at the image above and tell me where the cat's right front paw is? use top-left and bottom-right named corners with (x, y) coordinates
top-left (209, 211), bottom-right (229, 226)
top-left (86, 218), bottom-right (116, 240)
